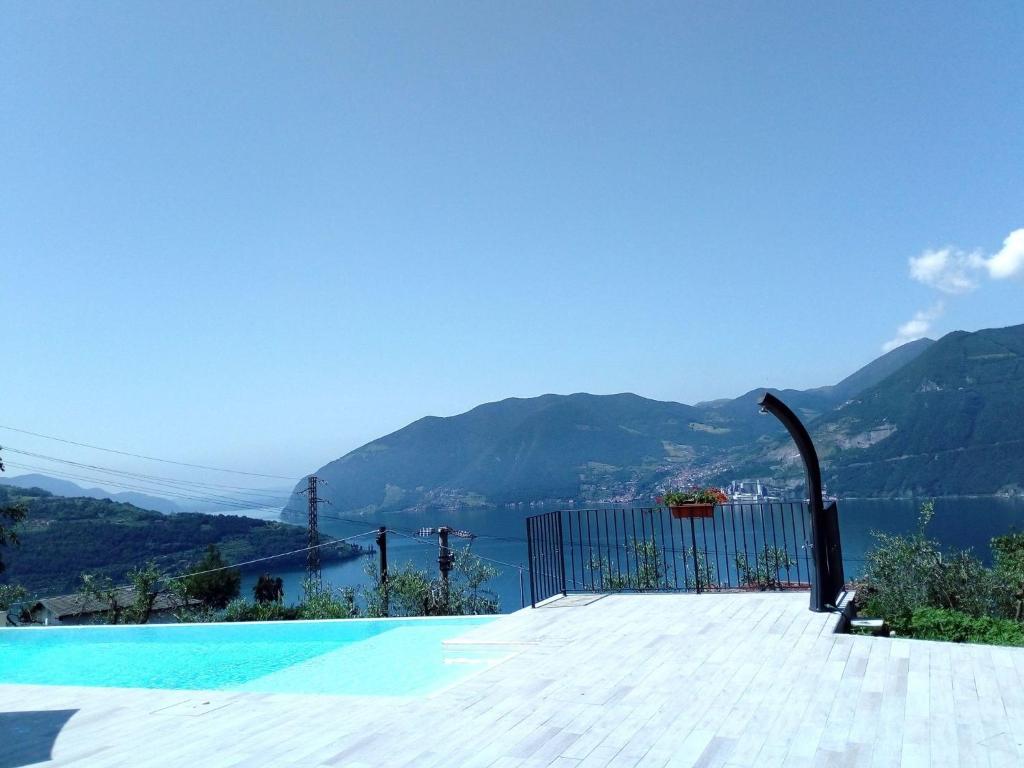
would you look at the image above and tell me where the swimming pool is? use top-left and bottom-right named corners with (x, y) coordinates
top-left (0, 617), bottom-right (506, 695)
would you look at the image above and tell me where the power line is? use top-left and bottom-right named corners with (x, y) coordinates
top-left (1, 447), bottom-right (293, 498)
top-left (385, 528), bottom-right (527, 572)
top-left (2, 460), bottom-right (291, 512)
top-left (166, 528), bottom-right (380, 582)
top-left (1, 451), bottom-right (292, 509)
top-left (0, 424), bottom-right (300, 480)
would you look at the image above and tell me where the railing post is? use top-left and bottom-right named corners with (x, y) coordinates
top-left (556, 511), bottom-right (567, 596)
top-left (526, 516), bottom-right (537, 608)
top-left (689, 517), bottom-right (702, 594)
top-left (375, 526), bottom-right (388, 617)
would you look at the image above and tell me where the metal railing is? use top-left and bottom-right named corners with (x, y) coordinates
top-left (525, 510), bottom-right (567, 607)
top-left (525, 503), bottom-right (814, 603)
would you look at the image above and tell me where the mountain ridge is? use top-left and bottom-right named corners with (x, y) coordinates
top-left (283, 327), bottom-right (1024, 514)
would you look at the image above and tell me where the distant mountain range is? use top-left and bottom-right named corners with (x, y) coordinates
top-left (0, 473), bottom-right (185, 514)
top-left (287, 324), bottom-right (1024, 514)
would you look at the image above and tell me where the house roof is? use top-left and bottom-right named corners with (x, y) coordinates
top-left (31, 589), bottom-right (197, 619)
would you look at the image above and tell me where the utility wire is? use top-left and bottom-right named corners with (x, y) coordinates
top-left (2, 455), bottom-right (291, 509)
top-left (0, 424), bottom-right (299, 480)
top-left (1, 447), bottom-right (293, 498)
top-left (2, 460), bottom-right (289, 512)
top-left (384, 528), bottom-right (528, 572)
top-left (165, 529), bottom-right (380, 581)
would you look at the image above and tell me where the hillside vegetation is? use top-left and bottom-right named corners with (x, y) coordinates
top-left (0, 486), bottom-right (363, 596)
top-left (812, 325), bottom-right (1024, 496)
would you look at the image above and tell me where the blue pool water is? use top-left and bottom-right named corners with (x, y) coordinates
top-left (0, 617), bottom-right (501, 695)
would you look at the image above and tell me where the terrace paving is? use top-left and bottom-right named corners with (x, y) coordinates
top-left (2, 592), bottom-right (1024, 767)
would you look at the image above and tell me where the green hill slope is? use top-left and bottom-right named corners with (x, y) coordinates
top-left (812, 325), bottom-right (1024, 496)
top-left (0, 486), bottom-right (363, 596)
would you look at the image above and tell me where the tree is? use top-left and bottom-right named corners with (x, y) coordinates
top-left (991, 532), bottom-right (1024, 620)
top-left (253, 573), bottom-right (284, 603)
top-left (0, 584), bottom-right (27, 612)
top-left (364, 546), bottom-right (500, 617)
top-left (181, 544), bottom-right (240, 609)
top-left (79, 561), bottom-right (164, 624)
top-left (0, 450), bottom-right (26, 575)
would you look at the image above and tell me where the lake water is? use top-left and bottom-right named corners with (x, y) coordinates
top-left (236, 498), bottom-right (1024, 612)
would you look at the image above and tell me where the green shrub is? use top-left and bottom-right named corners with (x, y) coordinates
top-left (363, 547), bottom-right (500, 617)
top-left (858, 501), bottom-right (991, 631)
top-left (222, 598), bottom-right (298, 622)
top-left (991, 532), bottom-right (1024, 620)
top-left (0, 583), bottom-right (27, 611)
top-left (587, 540), bottom-right (716, 591)
top-left (735, 547), bottom-right (796, 590)
top-left (908, 607), bottom-right (1024, 647)
top-left (295, 579), bottom-right (356, 620)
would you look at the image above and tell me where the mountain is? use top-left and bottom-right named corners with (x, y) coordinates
top-left (286, 333), bottom-right (961, 514)
top-left (811, 325), bottom-right (1024, 497)
top-left (0, 473), bottom-right (184, 514)
top-left (0, 486), bottom-right (364, 596)
top-left (826, 337), bottom-right (936, 403)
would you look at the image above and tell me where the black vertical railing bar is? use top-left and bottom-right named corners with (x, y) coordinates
top-left (690, 517), bottom-right (702, 593)
top-left (770, 505), bottom-right (782, 589)
top-left (541, 513), bottom-right (549, 604)
top-left (540, 513), bottom-right (549, 601)
top-left (657, 509), bottom-right (670, 590)
top-left (798, 501), bottom-right (810, 580)
top-left (668, 512), bottom-right (680, 589)
top-left (700, 516), bottom-right (711, 591)
top-left (613, 509), bottom-right (623, 585)
top-left (629, 508), bottom-right (639, 588)
top-left (567, 508), bottom-right (577, 591)
top-left (556, 511), bottom-right (568, 598)
top-left (526, 515), bottom-right (535, 607)
top-left (779, 503), bottom-right (792, 586)
top-left (593, 509), bottom-right (604, 591)
top-left (719, 507), bottom-right (729, 589)
top-left (729, 506), bottom-right (741, 589)
top-left (547, 512), bottom-right (556, 599)
top-left (603, 509), bottom-right (612, 591)
top-left (638, 508), bottom-right (649, 591)
top-left (710, 510), bottom-right (723, 591)
top-left (789, 502), bottom-right (802, 585)
top-left (585, 509), bottom-right (594, 591)
top-left (749, 504), bottom-right (759, 589)
top-left (679, 513), bottom-right (691, 590)
top-left (758, 504), bottom-right (770, 585)
top-left (740, 504), bottom-right (752, 584)
top-left (576, 511), bottom-right (585, 592)
top-left (618, 509), bottom-right (626, 586)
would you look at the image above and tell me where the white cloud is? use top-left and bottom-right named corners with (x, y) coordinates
top-left (908, 247), bottom-right (979, 294)
top-left (882, 303), bottom-right (944, 353)
top-left (976, 228), bottom-right (1024, 280)
top-left (884, 228), bottom-right (1022, 352)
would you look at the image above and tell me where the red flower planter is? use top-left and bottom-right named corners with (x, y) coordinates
top-left (669, 503), bottom-right (715, 519)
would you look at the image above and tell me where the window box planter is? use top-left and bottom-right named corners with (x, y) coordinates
top-left (669, 503), bottom-right (715, 519)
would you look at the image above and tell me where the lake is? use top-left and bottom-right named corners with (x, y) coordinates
top-left (237, 497), bottom-right (1024, 613)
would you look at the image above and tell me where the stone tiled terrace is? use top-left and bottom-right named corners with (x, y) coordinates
top-left (2, 592), bottom-right (1024, 767)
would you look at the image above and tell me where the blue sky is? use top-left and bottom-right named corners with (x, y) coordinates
top-left (1, 2), bottom-right (1022, 485)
